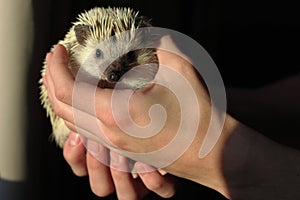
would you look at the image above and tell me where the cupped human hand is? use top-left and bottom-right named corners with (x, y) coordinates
top-left (44, 43), bottom-right (233, 197)
top-left (43, 46), bottom-right (178, 199)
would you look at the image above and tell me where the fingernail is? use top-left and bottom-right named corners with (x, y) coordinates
top-left (158, 169), bottom-right (168, 176)
top-left (69, 132), bottom-right (81, 146)
top-left (134, 162), bottom-right (156, 174)
top-left (131, 172), bottom-right (139, 179)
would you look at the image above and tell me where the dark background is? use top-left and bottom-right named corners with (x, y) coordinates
top-left (26, 0), bottom-right (299, 199)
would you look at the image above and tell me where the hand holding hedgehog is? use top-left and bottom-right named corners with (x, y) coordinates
top-left (42, 26), bottom-right (300, 200)
top-left (42, 6), bottom-right (300, 200)
top-left (40, 7), bottom-right (158, 147)
top-left (41, 7), bottom-right (176, 199)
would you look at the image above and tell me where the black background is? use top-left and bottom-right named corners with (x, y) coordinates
top-left (26, 0), bottom-right (299, 199)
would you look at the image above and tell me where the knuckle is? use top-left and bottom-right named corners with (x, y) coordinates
top-left (95, 101), bottom-right (131, 128)
top-left (97, 110), bottom-right (116, 127)
top-left (106, 135), bottom-right (128, 150)
top-left (55, 87), bottom-right (68, 102)
top-left (72, 168), bottom-right (87, 177)
top-left (64, 121), bottom-right (75, 132)
top-left (62, 145), bottom-right (71, 160)
top-left (117, 192), bottom-right (138, 200)
top-left (143, 173), bottom-right (176, 198)
top-left (102, 111), bottom-right (117, 127)
top-left (63, 159), bottom-right (87, 177)
top-left (145, 178), bottom-right (164, 191)
top-left (90, 182), bottom-right (114, 197)
top-left (97, 119), bottom-right (132, 150)
top-left (63, 146), bottom-right (87, 177)
top-left (161, 189), bottom-right (176, 198)
top-left (52, 100), bottom-right (64, 118)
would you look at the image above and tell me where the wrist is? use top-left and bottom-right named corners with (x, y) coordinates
top-left (212, 115), bottom-right (275, 198)
top-left (167, 113), bottom-right (287, 199)
top-left (164, 113), bottom-right (238, 198)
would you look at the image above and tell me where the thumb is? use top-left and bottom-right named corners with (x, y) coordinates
top-left (48, 44), bottom-right (74, 105)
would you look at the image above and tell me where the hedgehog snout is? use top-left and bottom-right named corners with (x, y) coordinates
top-left (106, 61), bottom-right (124, 82)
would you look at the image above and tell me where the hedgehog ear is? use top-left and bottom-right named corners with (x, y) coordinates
top-left (74, 25), bottom-right (91, 45)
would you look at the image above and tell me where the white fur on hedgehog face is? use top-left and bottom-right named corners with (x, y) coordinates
top-left (71, 30), bottom-right (158, 90)
top-left (72, 33), bottom-right (139, 81)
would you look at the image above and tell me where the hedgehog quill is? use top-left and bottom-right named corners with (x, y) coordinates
top-left (40, 7), bottom-right (159, 147)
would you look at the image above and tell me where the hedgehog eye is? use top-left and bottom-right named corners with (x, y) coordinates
top-left (108, 71), bottom-right (121, 82)
top-left (96, 49), bottom-right (102, 58)
top-left (127, 51), bottom-right (136, 60)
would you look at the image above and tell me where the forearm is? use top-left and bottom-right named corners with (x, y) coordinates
top-left (226, 73), bottom-right (300, 150)
top-left (201, 115), bottom-right (300, 199)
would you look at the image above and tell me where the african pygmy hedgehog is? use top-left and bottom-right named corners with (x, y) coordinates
top-left (40, 7), bottom-right (159, 147)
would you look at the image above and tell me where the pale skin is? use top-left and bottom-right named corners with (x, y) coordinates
top-left (44, 44), bottom-right (300, 199)
top-left (44, 46), bottom-right (177, 199)
top-left (63, 132), bottom-right (177, 199)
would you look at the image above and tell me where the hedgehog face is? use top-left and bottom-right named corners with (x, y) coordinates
top-left (68, 7), bottom-right (158, 89)
top-left (71, 26), bottom-right (158, 89)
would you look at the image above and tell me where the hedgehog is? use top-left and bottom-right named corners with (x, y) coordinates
top-left (39, 7), bottom-right (159, 147)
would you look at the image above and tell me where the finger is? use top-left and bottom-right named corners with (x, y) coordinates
top-left (73, 82), bottom-right (115, 126)
top-left (63, 132), bottom-right (88, 176)
top-left (110, 151), bottom-right (148, 200)
top-left (72, 76), bottom-right (153, 130)
top-left (157, 35), bottom-right (192, 65)
top-left (86, 141), bottom-right (115, 197)
top-left (64, 120), bottom-right (79, 133)
top-left (43, 52), bottom-right (53, 79)
top-left (48, 44), bottom-right (74, 106)
top-left (134, 162), bottom-right (176, 198)
top-left (45, 44), bottom-right (113, 125)
top-left (46, 81), bottom-right (103, 138)
top-left (46, 82), bottom-right (75, 123)
top-left (158, 169), bottom-right (168, 176)
top-left (45, 52), bottom-right (76, 124)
